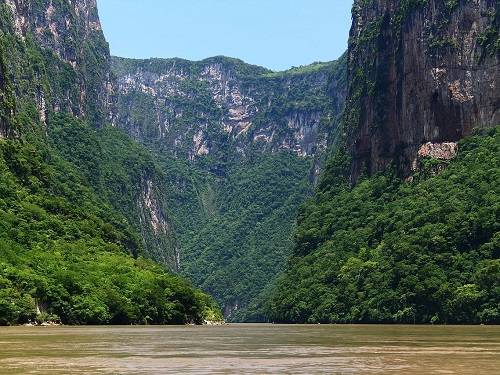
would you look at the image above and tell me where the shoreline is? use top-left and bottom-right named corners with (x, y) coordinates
top-left (6, 322), bottom-right (496, 328)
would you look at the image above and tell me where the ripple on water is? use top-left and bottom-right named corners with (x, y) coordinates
top-left (0, 325), bottom-right (499, 374)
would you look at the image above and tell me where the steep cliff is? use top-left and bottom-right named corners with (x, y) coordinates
top-left (0, 35), bottom-right (15, 137)
top-left (0, 0), bottom-right (221, 325)
top-left (346, 0), bottom-right (499, 179)
top-left (1, 0), bottom-right (115, 126)
top-left (112, 56), bottom-right (346, 162)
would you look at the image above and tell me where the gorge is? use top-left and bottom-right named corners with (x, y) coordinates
top-left (0, 0), bottom-right (498, 326)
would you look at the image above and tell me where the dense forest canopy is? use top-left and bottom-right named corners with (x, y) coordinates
top-left (246, 128), bottom-right (499, 324)
top-left (0, 120), bottom-right (221, 325)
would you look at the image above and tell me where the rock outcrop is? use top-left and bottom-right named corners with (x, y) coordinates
top-left (112, 56), bottom-right (346, 162)
top-left (1, 0), bottom-right (115, 126)
top-left (411, 141), bottom-right (459, 176)
top-left (138, 175), bottom-right (180, 271)
top-left (417, 141), bottom-right (458, 161)
top-left (346, 0), bottom-right (499, 180)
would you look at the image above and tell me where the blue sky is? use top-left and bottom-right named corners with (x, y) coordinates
top-left (97, 1), bottom-right (353, 71)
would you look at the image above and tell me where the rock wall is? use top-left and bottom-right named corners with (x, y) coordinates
top-left (138, 175), bottom-right (180, 271)
top-left (1, 0), bottom-right (115, 126)
top-left (346, 0), bottom-right (499, 180)
top-left (5, 0), bottom-right (101, 58)
top-left (113, 56), bottom-right (347, 162)
top-left (0, 40), bottom-right (14, 137)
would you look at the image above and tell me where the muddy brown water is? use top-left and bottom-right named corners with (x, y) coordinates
top-left (0, 324), bottom-right (499, 374)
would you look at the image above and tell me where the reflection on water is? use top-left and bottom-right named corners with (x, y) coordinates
top-left (0, 324), bottom-right (499, 374)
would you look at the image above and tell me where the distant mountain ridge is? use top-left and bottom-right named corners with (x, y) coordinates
top-left (110, 54), bottom-right (347, 318)
top-left (112, 55), bottom-right (346, 163)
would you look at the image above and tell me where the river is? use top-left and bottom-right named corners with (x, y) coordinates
top-left (0, 324), bottom-right (499, 374)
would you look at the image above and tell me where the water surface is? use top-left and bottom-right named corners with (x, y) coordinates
top-left (1, 324), bottom-right (499, 374)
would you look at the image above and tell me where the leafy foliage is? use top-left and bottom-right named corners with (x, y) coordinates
top-left (256, 128), bottom-right (500, 324)
top-left (176, 153), bottom-right (312, 318)
top-left (0, 126), bottom-right (221, 326)
top-left (46, 114), bottom-right (179, 265)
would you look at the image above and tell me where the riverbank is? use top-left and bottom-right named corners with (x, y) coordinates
top-left (15, 320), bottom-right (227, 328)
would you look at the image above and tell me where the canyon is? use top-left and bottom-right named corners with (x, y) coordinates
top-left (0, 0), bottom-right (498, 324)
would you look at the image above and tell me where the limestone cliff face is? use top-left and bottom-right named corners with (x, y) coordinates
top-left (346, 0), bottom-right (499, 180)
top-left (5, 0), bottom-right (101, 58)
top-left (1, 0), bottom-right (115, 126)
top-left (112, 56), bottom-right (346, 162)
top-left (138, 174), bottom-right (179, 271)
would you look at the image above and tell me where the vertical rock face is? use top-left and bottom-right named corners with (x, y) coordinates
top-left (346, 0), bottom-right (499, 180)
top-left (138, 175), bottom-right (179, 271)
top-left (112, 56), bottom-right (347, 162)
top-left (1, 0), bottom-right (115, 125)
top-left (5, 0), bottom-right (101, 57)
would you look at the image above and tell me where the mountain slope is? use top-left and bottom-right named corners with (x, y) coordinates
top-left (0, 130), bottom-right (220, 325)
top-left (111, 55), bottom-right (347, 318)
top-left (260, 0), bottom-right (500, 324)
top-left (262, 128), bottom-right (499, 324)
top-left (0, 0), bottom-right (220, 325)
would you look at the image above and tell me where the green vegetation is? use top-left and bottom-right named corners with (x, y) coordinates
top-left (112, 55), bottom-right (270, 82)
top-left (47, 115), bottom-right (178, 265)
top-left (0, 2), bottom-right (110, 127)
top-left (254, 128), bottom-right (499, 324)
top-left (477, 7), bottom-right (500, 57)
top-left (133, 149), bottom-right (313, 318)
top-left (178, 153), bottom-right (312, 318)
top-left (0, 127), bottom-right (221, 325)
top-left (7, 0), bottom-right (496, 328)
top-left (392, 0), bottom-right (429, 27)
top-left (0, 1), bottom-right (221, 326)
top-left (263, 61), bottom-right (336, 78)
